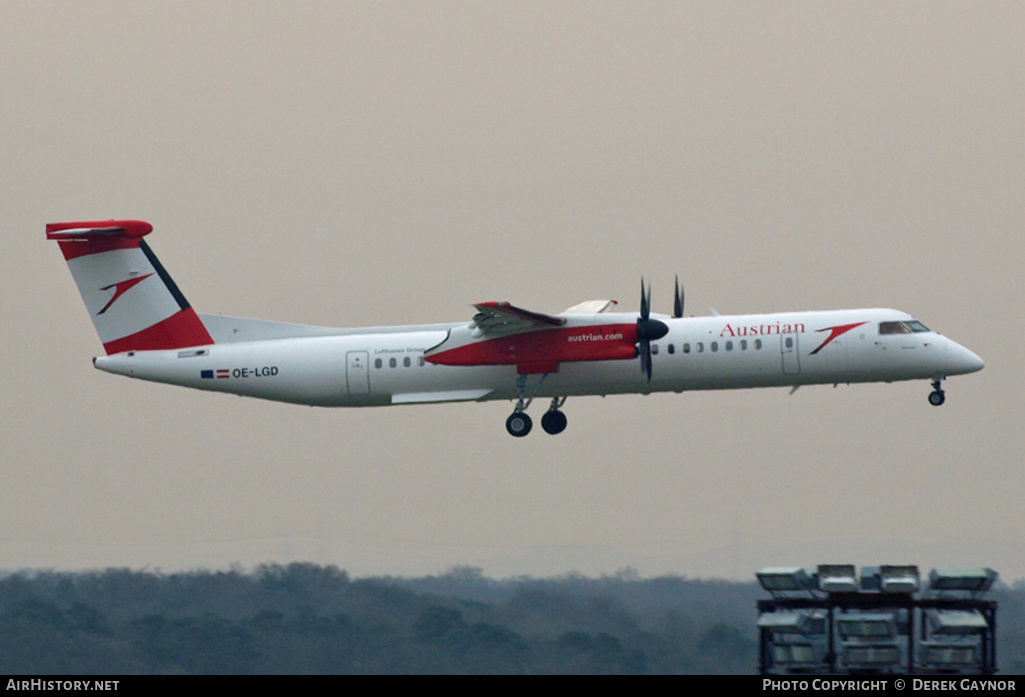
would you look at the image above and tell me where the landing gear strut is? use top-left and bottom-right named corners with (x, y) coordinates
top-left (505, 373), bottom-right (544, 438)
top-left (505, 375), bottom-right (568, 436)
top-left (928, 378), bottom-right (946, 407)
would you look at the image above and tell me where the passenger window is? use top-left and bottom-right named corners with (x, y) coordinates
top-left (418, 356), bottom-right (425, 366)
top-left (785, 337), bottom-right (793, 349)
top-left (389, 357), bottom-right (397, 368)
top-left (755, 339), bottom-right (762, 350)
top-left (683, 343), bottom-right (690, 354)
top-left (667, 344), bottom-right (675, 355)
top-left (403, 356), bottom-right (411, 367)
top-left (696, 342), bottom-right (704, 353)
top-left (652, 343), bottom-right (659, 355)
top-left (740, 339), bottom-right (748, 350)
top-left (710, 342), bottom-right (718, 352)
top-left (374, 358), bottom-right (382, 369)
top-left (725, 341), bottom-right (733, 351)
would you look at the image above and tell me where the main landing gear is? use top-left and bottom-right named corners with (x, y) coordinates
top-left (506, 374), bottom-right (568, 437)
top-left (928, 378), bottom-right (946, 407)
top-left (506, 411), bottom-right (533, 437)
top-left (541, 398), bottom-right (568, 435)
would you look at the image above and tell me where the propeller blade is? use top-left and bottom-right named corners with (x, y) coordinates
top-left (636, 278), bottom-right (669, 382)
top-left (640, 278), bottom-right (650, 320)
top-left (674, 275), bottom-right (684, 318)
top-left (640, 340), bottom-right (652, 382)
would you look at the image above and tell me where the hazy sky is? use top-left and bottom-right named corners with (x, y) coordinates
top-left (3, 2), bottom-right (1022, 581)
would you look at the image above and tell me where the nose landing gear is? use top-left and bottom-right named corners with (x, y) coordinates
top-left (928, 378), bottom-right (946, 406)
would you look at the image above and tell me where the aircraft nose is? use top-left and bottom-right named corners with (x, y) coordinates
top-left (947, 341), bottom-right (985, 375)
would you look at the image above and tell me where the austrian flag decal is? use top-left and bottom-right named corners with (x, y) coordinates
top-left (201, 369), bottom-right (231, 379)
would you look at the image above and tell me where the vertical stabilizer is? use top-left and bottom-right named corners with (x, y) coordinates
top-left (47, 220), bottom-right (214, 354)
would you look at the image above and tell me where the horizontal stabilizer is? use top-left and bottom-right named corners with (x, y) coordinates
top-left (46, 220), bottom-right (153, 240)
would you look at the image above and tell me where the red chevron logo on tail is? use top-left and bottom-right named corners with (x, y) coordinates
top-left (97, 273), bottom-right (154, 315)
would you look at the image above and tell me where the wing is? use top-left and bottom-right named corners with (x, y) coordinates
top-left (470, 301), bottom-right (566, 338)
top-left (426, 300), bottom-right (637, 370)
top-left (561, 299), bottom-right (618, 315)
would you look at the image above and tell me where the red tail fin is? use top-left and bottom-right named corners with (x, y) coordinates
top-left (47, 220), bottom-right (214, 354)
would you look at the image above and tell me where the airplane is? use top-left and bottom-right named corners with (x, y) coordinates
top-left (47, 219), bottom-right (985, 437)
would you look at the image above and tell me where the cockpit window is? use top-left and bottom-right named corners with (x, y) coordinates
top-left (879, 320), bottom-right (930, 334)
top-left (879, 321), bottom-right (910, 334)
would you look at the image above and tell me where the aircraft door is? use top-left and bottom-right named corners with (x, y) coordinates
top-left (346, 350), bottom-right (370, 395)
top-left (781, 334), bottom-right (801, 375)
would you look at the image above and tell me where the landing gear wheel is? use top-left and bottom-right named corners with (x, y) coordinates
top-left (928, 390), bottom-right (946, 407)
top-left (506, 412), bottom-right (533, 437)
top-left (541, 410), bottom-right (568, 435)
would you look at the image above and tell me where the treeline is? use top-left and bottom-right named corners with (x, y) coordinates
top-left (0, 563), bottom-right (1022, 674)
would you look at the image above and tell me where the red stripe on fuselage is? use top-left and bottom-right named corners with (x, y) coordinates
top-left (102, 308), bottom-right (214, 354)
top-left (426, 323), bottom-right (638, 372)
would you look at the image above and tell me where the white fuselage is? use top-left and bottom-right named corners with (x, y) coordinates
top-left (93, 308), bottom-right (984, 408)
